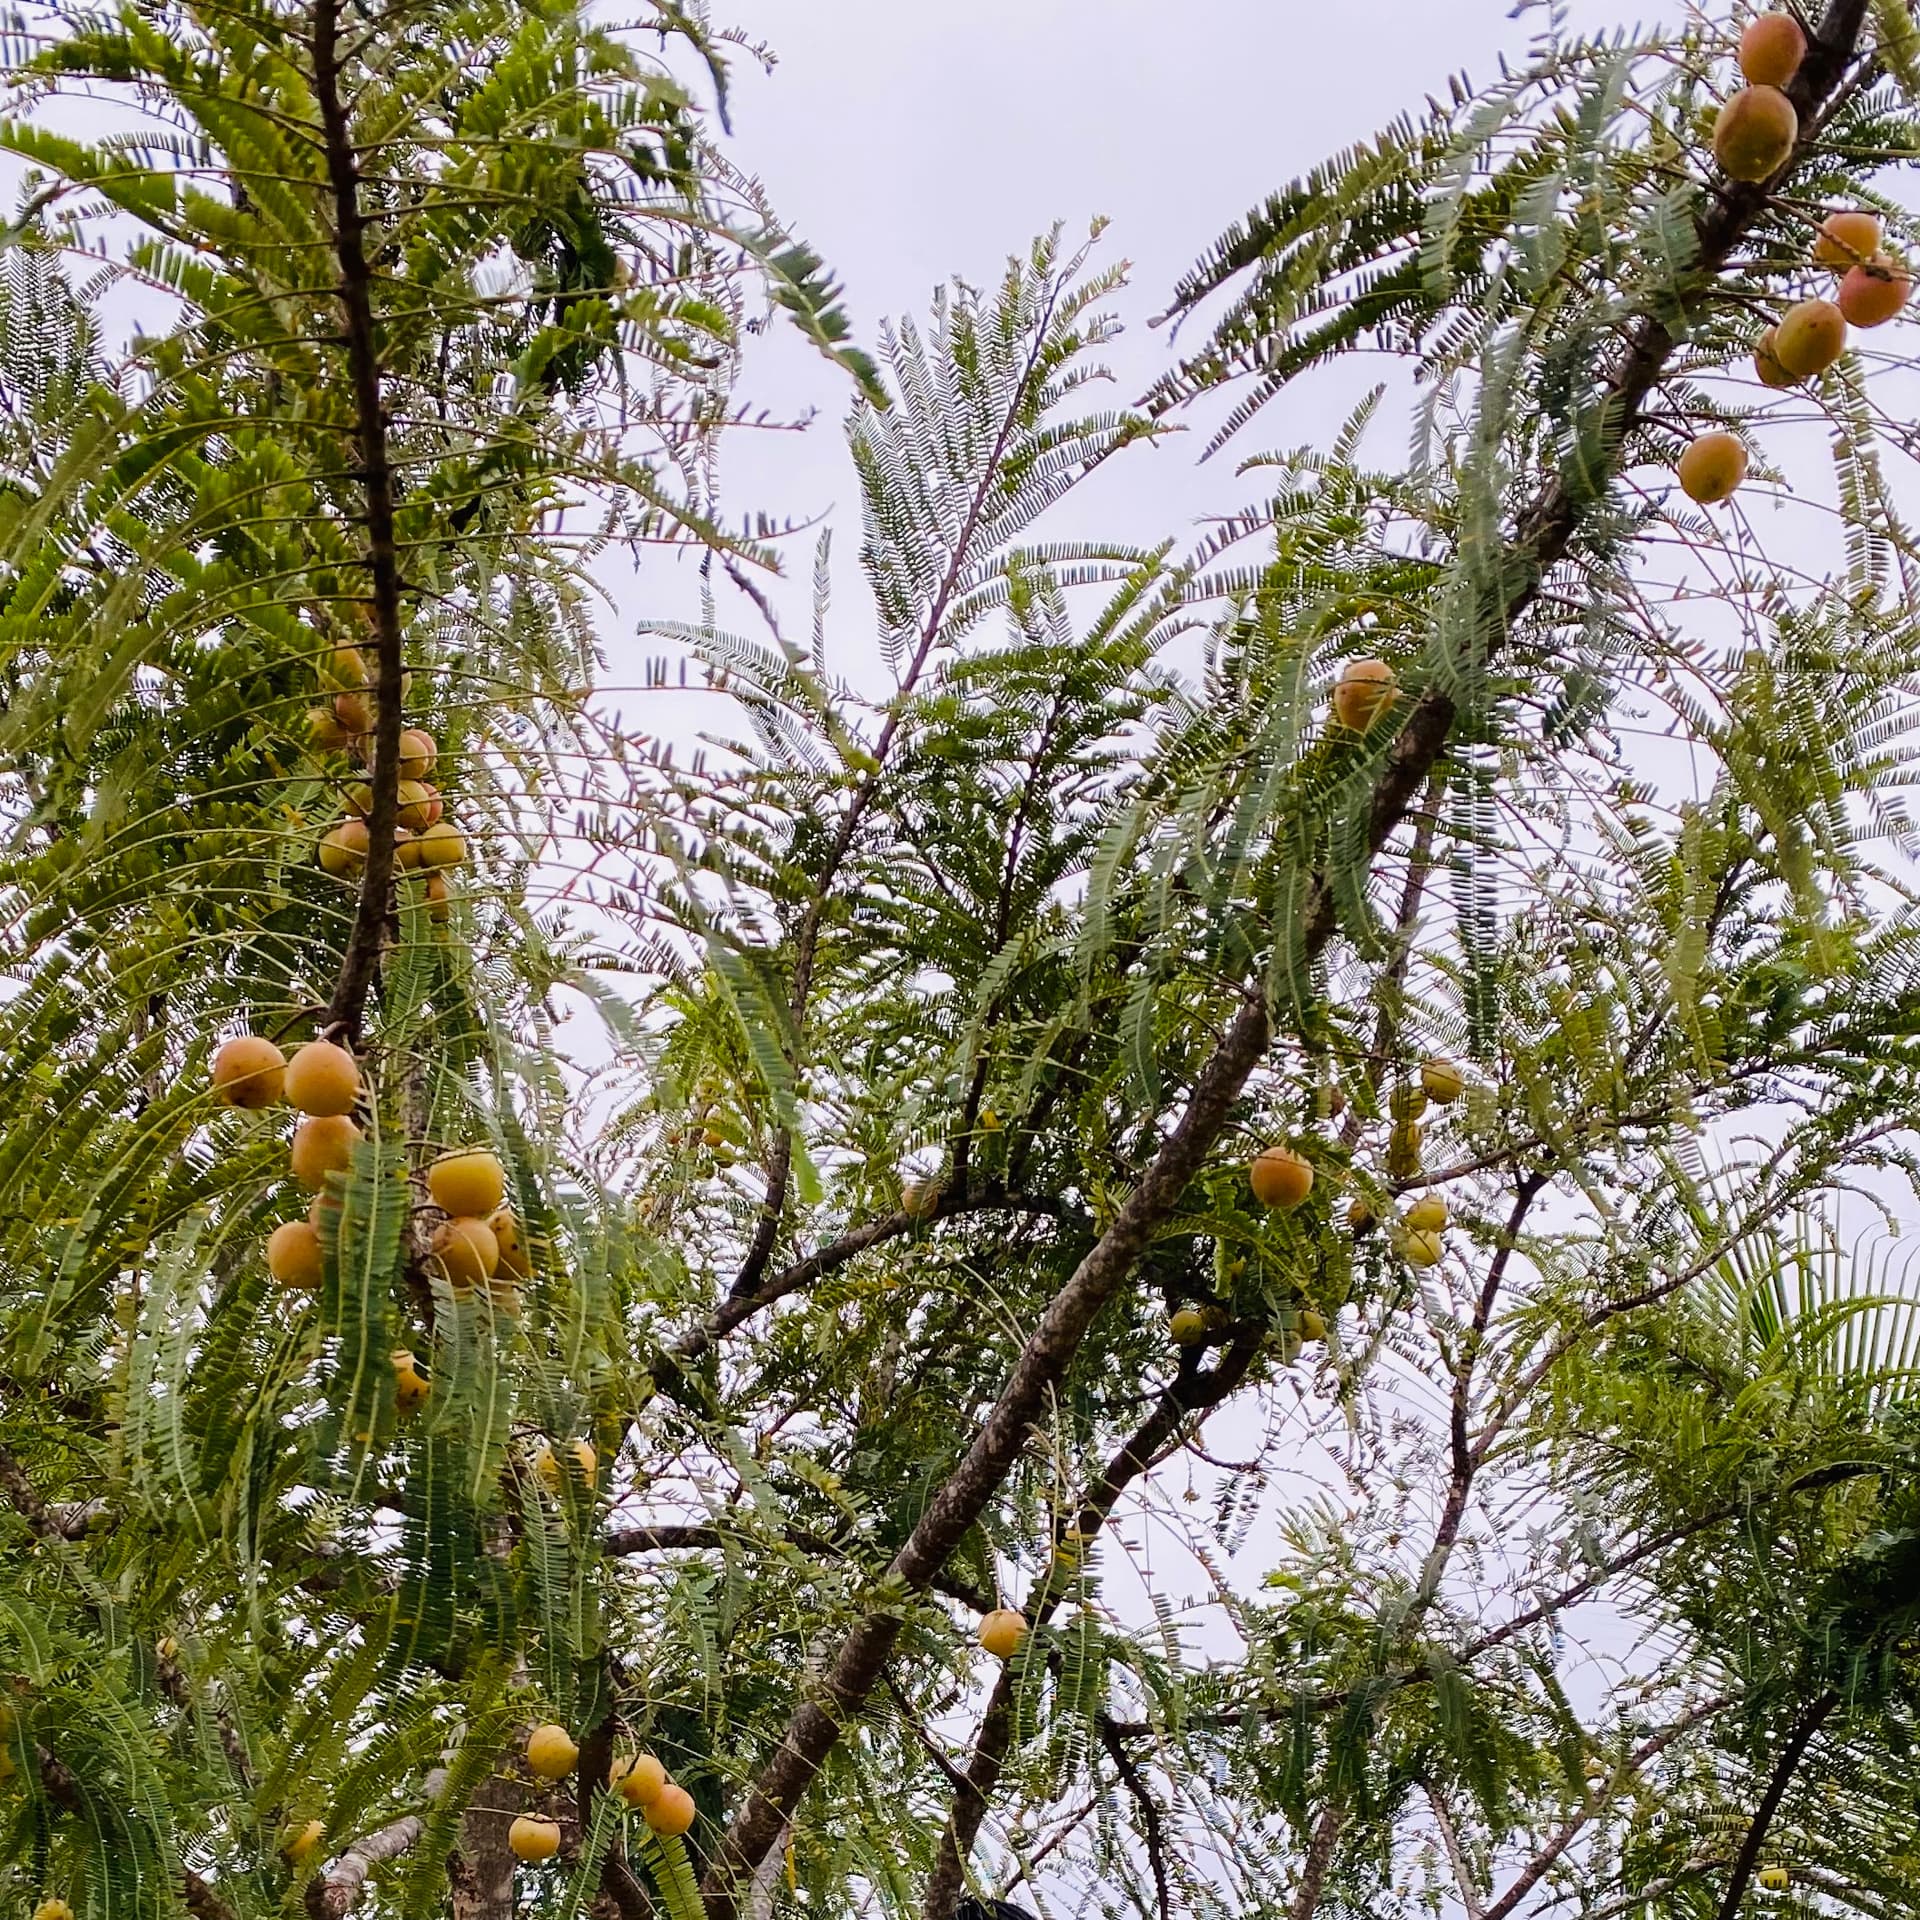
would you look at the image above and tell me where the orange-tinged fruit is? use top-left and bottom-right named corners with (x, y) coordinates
top-left (414, 821), bottom-right (466, 869)
top-left (424, 872), bottom-right (453, 923)
top-left (526, 1722), bottom-right (579, 1781)
top-left (1332, 657), bottom-right (1397, 730)
top-left (212, 1035), bottom-right (286, 1109)
top-left (1773, 297), bottom-right (1847, 375)
top-left (612, 1752), bottom-right (668, 1807)
top-left (291, 1115), bottom-right (363, 1191)
top-left (1712, 85), bottom-right (1797, 182)
top-left (285, 1040), bottom-right (360, 1117)
top-left (1754, 326), bottom-right (1796, 388)
top-left (391, 1350), bottom-right (429, 1416)
top-left (1420, 1057), bottom-right (1466, 1105)
top-left (283, 1820), bottom-right (327, 1866)
top-left (1402, 1228), bottom-right (1445, 1269)
top-left (1406, 1193), bottom-right (1449, 1234)
top-left (1169, 1307), bottom-right (1210, 1347)
top-left (1814, 209), bottom-right (1883, 269)
top-left (508, 1816), bottom-right (561, 1863)
top-left (395, 780), bottom-right (437, 832)
top-left (1738, 13), bottom-right (1805, 87)
top-left (429, 1149), bottom-right (505, 1218)
top-left (398, 728), bottom-right (437, 779)
top-left (333, 690), bottom-right (374, 736)
top-left (978, 1607), bottom-right (1028, 1659)
top-left (429, 1216), bottom-right (500, 1289)
top-left (645, 1783), bottom-right (697, 1837)
top-left (308, 705), bottom-right (355, 753)
top-left (490, 1208), bottom-right (530, 1279)
top-left (267, 1220), bottom-right (325, 1291)
top-left (318, 818), bottom-right (370, 878)
top-left (1838, 253), bottom-right (1911, 327)
top-left (1677, 432), bottom-right (1748, 505)
top-left (1249, 1145), bottom-right (1314, 1210)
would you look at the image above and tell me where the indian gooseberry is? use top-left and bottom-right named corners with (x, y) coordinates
top-left (490, 1208), bottom-right (530, 1279)
top-left (526, 1723), bottom-right (580, 1781)
top-left (398, 728), bottom-right (437, 779)
top-left (1754, 326), bottom-right (1796, 388)
top-left (645, 1784), bottom-right (697, 1838)
top-left (429, 1149), bottom-right (506, 1218)
top-left (1169, 1307), bottom-right (1210, 1346)
top-left (429, 1216), bottom-right (500, 1289)
top-left (283, 1821), bottom-right (327, 1866)
top-left (1773, 297), bottom-right (1847, 376)
top-left (391, 1350), bottom-right (429, 1416)
top-left (508, 1816), bottom-right (561, 1864)
top-left (307, 705), bottom-right (355, 753)
top-left (392, 828), bottom-right (423, 870)
top-left (413, 821), bottom-right (466, 870)
top-left (1712, 85), bottom-right (1798, 182)
top-left (333, 690), bottom-right (374, 736)
top-left (1420, 1057), bottom-right (1466, 1104)
top-left (1814, 209), bottom-right (1883, 269)
top-left (327, 645), bottom-right (369, 688)
top-left (535, 1437), bottom-right (597, 1491)
top-left (1758, 1867), bottom-right (1790, 1892)
top-left (318, 818), bottom-right (370, 878)
top-left (1386, 1121), bottom-right (1424, 1181)
top-left (1402, 1228), bottom-right (1445, 1269)
top-left (1677, 431), bottom-right (1749, 505)
top-left (1331, 657), bottom-right (1397, 730)
top-left (978, 1607), bottom-right (1029, 1660)
top-left (1347, 1196), bottom-right (1376, 1233)
top-left (1406, 1193), bottom-right (1449, 1234)
top-left (1249, 1145), bottom-right (1314, 1210)
top-left (284, 1040), bottom-right (360, 1118)
top-left (1838, 254), bottom-right (1911, 327)
top-left (423, 872), bottom-right (453, 923)
top-left (266, 1220), bottom-right (325, 1291)
top-left (901, 1179), bottom-right (943, 1221)
top-left (612, 1752), bottom-right (669, 1808)
top-left (343, 782), bottom-right (374, 819)
top-left (1738, 12), bottom-right (1806, 87)
top-left (1298, 1308), bottom-right (1327, 1343)
top-left (1390, 1083), bottom-right (1428, 1122)
top-left (33, 1900), bottom-right (75, 1920)
top-left (212, 1034), bottom-right (286, 1109)
top-left (290, 1115), bottom-right (363, 1191)
top-left (395, 780), bottom-right (437, 832)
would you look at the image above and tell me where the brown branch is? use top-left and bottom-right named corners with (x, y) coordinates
top-left (306, 1772), bottom-right (448, 1920)
top-left (1287, 1805), bottom-right (1345, 1920)
top-left (1097, 1713), bottom-right (1173, 1920)
top-left (1713, 1689), bottom-right (1839, 1920)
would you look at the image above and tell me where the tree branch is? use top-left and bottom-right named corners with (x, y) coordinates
top-left (306, 1771), bottom-right (448, 1920)
top-left (1713, 1689), bottom-right (1839, 1920)
top-left (1287, 1805), bottom-right (1345, 1920)
top-left (1098, 1713), bottom-right (1173, 1920)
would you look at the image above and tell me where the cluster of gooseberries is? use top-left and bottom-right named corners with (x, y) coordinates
top-left (1680, 14), bottom-right (1910, 505)
top-left (307, 641), bottom-right (465, 921)
top-left (506, 1723), bottom-right (696, 1863)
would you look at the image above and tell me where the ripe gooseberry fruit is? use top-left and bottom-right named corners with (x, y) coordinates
top-left (490, 1208), bottom-right (530, 1279)
top-left (535, 1438), bottom-right (597, 1491)
top-left (283, 1820), bottom-right (327, 1866)
top-left (646, 1783), bottom-right (697, 1838)
top-left (1390, 1083), bottom-right (1428, 1122)
top-left (423, 872), bottom-right (453, 923)
top-left (267, 1220), bottom-right (325, 1291)
top-left (508, 1816), bottom-right (561, 1863)
top-left (612, 1752), bottom-right (669, 1808)
top-left (429, 1149), bottom-right (505, 1218)
top-left (1298, 1308), bottom-right (1327, 1343)
top-left (1402, 1228), bottom-right (1445, 1269)
top-left (978, 1608), bottom-right (1028, 1660)
top-left (1249, 1146), bottom-right (1314, 1210)
top-left (1420, 1057), bottom-right (1466, 1104)
top-left (333, 690), bottom-right (374, 736)
top-left (413, 821), bottom-right (466, 869)
top-left (1758, 1867), bottom-right (1790, 1892)
top-left (33, 1901), bottom-right (75, 1920)
top-left (429, 1216), bottom-right (500, 1289)
top-left (1754, 327), bottom-right (1796, 388)
top-left (318, 818), bottom-right (370, 879)
top-left (526, 1723), bottom-right (579, 1781)
top-left (1406, 1193), bottom-right (1449, 1233)
top-left (901, 1179), bottom-right (943, 1221)
top-left (1712, 85), bottom-right (1798, 182)
top-left (391, 1350), bottom-right (429, 1416)
top-left (1386, 1121), bottom-right (1424, 1181)
top-left (1347, 1196), bottom-right (1376, 1234)
top-left (395, 781), bottom-right (438, 832)
top-left (284, 1040), bottom-right (360, 1118)
top-left (398, 728), bottom-right (437, 779)
top-left (1814, 209), bottom-right (1883, 269)
top-left (1169, 1307), bottom-right (1210, 1347)
top-left (1677, 432), bottom-right (1749, 506)
top-left (1773, 297), bottom-right (1848, 376)
top-left (307, 706), bottom-right (355, 753)
top-left (1838, 254), bottom-right (1911, 327)
top-left (1738, 13), bottom-right (1806, 87)
top-left (1331, 657), bottom-right (1397, 731)
top-left (212, 1035), bottom-right (286, 1109)
top-left (290, 1115), bottom-right (363, 1191)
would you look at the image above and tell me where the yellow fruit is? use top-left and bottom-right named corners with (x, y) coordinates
top-left (1402, 1228), bottom-right (1445, 1269)
top-left (1332, 657), bottom-right (1397, 731)
top-left (342, 782), bottom-right (374, 819)
top-left (307, 705), bottom-right (355, 753)
top-left (1169, 1307), bottom-right (1210, 1346)
top-left (423, 872), bottom-right (453, 924)
top-left (284, 1040), bottom-right (360, 1118)
top-left (1773, 297), bottom-right (1847, 376)
top-left (526, 1722), bottom-right (579, 1781)
top-left (1298, 1308), bottom-right (1327, 1343)
top-left (977, 1608), bottom-right (1028, 1660)
top-left (429, 1149), bottom-right (505, 1218)
top-left (212, 1034), bottom-right (286, 1109)
top-left (398, 728), bottom-right (438, 779)
top-left (1390, 1083), bottom-right (1428, 1122)
top-left (1420, 1057), bottom-right (1466, 1105)
top-left (392, 828), bottom-right (423, 870)
top-left (1838, 253), bottom-right (1911, 327)
top-left (1712, 85), bottom-right (1797, 182)
top-left (333, 690), bottom-right (374, 736)
top-left (1386, 1121), bottom-right (1424, 1181)
top-left (1738, 13), bottom-right (1805, 87)
top-left (1758, 1866), bottom-right (1789, 1892)
top-left (290, 1115), bottom-right (363, 1191)
top-left (267, 1220), bottom-right (325, 1291)
top-left (1677, 432), bottom-right (1749, 505)
top-left (414, 821), bottom-right (466, 869)
top-left (34, 1899), bottom-right (75, 1920)
top-left (429, 1216), bottom-right (500, 1289)
top-left (1249, 1146), bottom-right (1314, 1210)
top-left (1754, 327), bottom-right (1796, 388)
top-left (490, 1208), bottom-right (530, 1279)
top-left (318, 818), bottom-right (370, 879)
top-left (1406, 1193), bottom-right (1449, 1233)
top-left (508, 1815), bottom-right (561, 1863)
top-left (1814, 208), bottom-right (1883, 269)
top-left (326, 644), bottom-right (370, 688)
top-left (395, 780), bottom-right (437, 832)
top-left (612, 1752), bottom-right (668, 1808)
top-left (645, 1783), bottom-right (697, 1837)
top-left (901, 1179), bottom-right (943, 1221)
top-left (391, 1350), bottom-right (429, 1416)
top-left (536, 1438), bottom-right (598, 1490)
top-left (1347, 1196), bottom-right (1376, 1234)
top-left (283, 1820), bottom-right (327, 1866)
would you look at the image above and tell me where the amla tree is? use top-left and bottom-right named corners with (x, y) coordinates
top-left (6, 3), bottom-right (1920, 1920)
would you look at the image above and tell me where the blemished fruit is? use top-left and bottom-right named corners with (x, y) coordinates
top-left (333, 690), bottom-right (374, 736)
top-left (645, 1784), bottom-right (697, 1838)
top-left (1402, 1228), bottom-right (1445, 1269)
top-left (1332, 657), bottom-right (1397, 730)
top-left (901, 1179), bottom-right (943, 1221)
top-left (1712, 85), bottom-right (1797, 182)
top-left (1298, 1308), bottom-right (1327, 1343)
top-left (1754, 327), bottom-right (1796, 388)
top-left (283, 1820), bottom-right (327, 1866)
top-left (490, 1208), bottom-right (530, 1279)
top-left (1406, 1193), bottom-right (1449, 1233)
top-left (285, 1040), bottom-right (360, 1117)
top-left (212, 1035), bottom-right (286, 1109)
top-left (424, 872), bottom-right (453, 923)
top-left (1738, 12), bottom-right (1805, 87)
top-left (290, 1115), bottom-right (363, 1191)
top-left (414, 821), bottom-right (466, 869)
top-left (318, 818), bottom-right (371, 878)
top-left (1773, 297), bottom-right (1847, 376)
top-left (1169, 1307), bottom-right (1210, 1346)
top-left (429, 1216), bottom-right (500, 1288)
top-left (1814, 208), bottom-right (1883, 269)
top-left (267, 1220), bottom-right (325, 1291)
top-left (308, 705), bottom-right (355, 752)
top-left (508, 1816), bottom-right (561, 1863)
top-left (612, 1752), bottom-right (669, 1808)
top-left (1249, 1145), bottom-right (1314, 1210)
top-left (978, 1608), bottom-right (1028, 1659)
top-left (430, 1149), bottom-right (505, 1218)
top-left (398, 728), bottom-right (438, 779)
top-left (1420, 1057), bottom-right (1466, 1104)
top-left (1758, 1866), bottom-right (1790, 1892)
top-left (1838, 253), bottom-right (1911, 327)
top-left (395, 780), bottom-right (437, 832)
top-left (391, 1350), bottom-right (429, 1416)
top-left (34, 1899), bottom-right (75, 1920)
top-left (1677, 432), bottom-right (1748, 505)
top-left (527, 1723), bottom-right (579, 1781)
